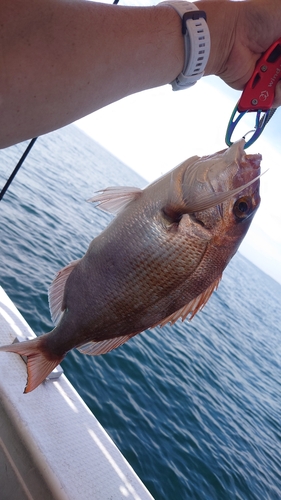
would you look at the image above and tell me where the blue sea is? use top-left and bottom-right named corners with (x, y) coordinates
top-left (0, 126), bottom-right (280, 500)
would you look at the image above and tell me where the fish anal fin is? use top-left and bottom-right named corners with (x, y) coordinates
top-left (77, 334), bottom-right (135, 356)
top-left (49, 259), bottom-right (80, 324)
top-left (158, 276), bottom-right (221, 327)
top-left (0, 337), bottom-right (64, 393)
top-left (88, 186), bottom-right (142, 214)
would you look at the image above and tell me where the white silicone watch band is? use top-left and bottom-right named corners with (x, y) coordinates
top-left (161, 1), bottom-right (210, 90)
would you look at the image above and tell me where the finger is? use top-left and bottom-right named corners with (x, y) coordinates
top-left (273, 80), bottom-right (281, 107)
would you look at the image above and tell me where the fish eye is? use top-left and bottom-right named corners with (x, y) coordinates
top-left (233, 196), bottom-right (253, 220)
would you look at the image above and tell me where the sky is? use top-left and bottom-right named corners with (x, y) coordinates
top-left (76, 2), bottom-right (281, 285)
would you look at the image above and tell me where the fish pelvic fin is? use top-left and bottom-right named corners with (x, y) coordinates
top-left (0, 337), bottom-right (64, 393)
top-left (77, 334), bottom-right (136, 356)
top-left (49, 259), bottom-right (81, 324)
top-left (157, 276), bottom-right (221, 327)
top-left (88, 186), bottom-right (142, 214)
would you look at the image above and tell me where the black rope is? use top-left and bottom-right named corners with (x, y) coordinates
top-left (0, 137), bottom-right (37, 201)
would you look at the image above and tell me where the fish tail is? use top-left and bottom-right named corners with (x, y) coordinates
top-left (0, 337), bottom-right (64, 393)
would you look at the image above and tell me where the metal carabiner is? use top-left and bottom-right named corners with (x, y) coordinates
top-left (225, 37), bottom-right (281, 148)
top-left (226, 106), bottom-right (276, 148)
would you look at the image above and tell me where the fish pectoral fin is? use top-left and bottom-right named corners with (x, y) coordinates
top-left (183, 161), bottom-right (261, 213)
top-left (88, 186), bottom-right (142, 214)
top-left (184, 180), bottom-right (260, 213)
top-left (49, 259), bottom-right (81, 324)
top-left (77, 334), bottom-right (135, 356)
top-left (0, 337), bottom-right (64, 393)
top-left (157, 276), bottom-right (221, 327)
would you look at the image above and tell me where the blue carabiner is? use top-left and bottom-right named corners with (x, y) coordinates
top-left (225, 105), bottom-right (273, 148)
top-left (225, 38), bottom-right (281, 148)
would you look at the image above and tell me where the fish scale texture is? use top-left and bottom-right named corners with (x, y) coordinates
top-left (0, 286), bottom-right (153, 500)
top-left (48, 143), bottom-right (260, 356)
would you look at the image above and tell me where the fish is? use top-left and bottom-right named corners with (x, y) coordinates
top-left (0, 139), bottom-right (261, 393)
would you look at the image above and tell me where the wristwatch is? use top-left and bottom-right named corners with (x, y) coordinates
top-left (160, 1), bottom-right (210, 90)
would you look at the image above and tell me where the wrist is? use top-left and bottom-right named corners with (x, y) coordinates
top-left (193, 1), bottom-right (241, 80)
top-left (157, 0), bottom-right (241, 89)
top-left (160, 1), bottom-right (210, 90)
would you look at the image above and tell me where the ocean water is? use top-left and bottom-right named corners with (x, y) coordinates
top-left (0, 125), bottom-right (280, 500)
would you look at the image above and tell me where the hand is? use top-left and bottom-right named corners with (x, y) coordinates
top-left (198, 0), bottom-right (281, 106)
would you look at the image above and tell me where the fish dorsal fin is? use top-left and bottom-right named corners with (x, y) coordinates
top-left (88, 186), bottom-right (142, 214)
top-left (77, 334), bottom-right (135, 356)
top-left (157, 276), bottom-right (221, 327)
top-left (48, 259), bottom-right (80, 324)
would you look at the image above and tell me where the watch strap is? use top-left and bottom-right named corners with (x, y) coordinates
top-left (161, 1), bottom-right (210, 90)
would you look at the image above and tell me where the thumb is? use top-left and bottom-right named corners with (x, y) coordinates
top-left (273, 80), bottom-right (281, 107)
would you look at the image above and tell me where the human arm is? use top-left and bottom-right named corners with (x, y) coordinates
top-left (0, 0), bottom-right (184, 147)
top-left (1, 0), bottom-right (281, 148)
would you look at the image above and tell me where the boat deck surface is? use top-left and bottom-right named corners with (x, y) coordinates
top-left (0, 286), bottom-right (153, 500)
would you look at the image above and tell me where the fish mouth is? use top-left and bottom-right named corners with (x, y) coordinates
top-left (215, 140), bottom-right (262, 209)
top-left (235, 151), bottom-right (261, 185)
top-left (213, 140), bottom-right (262, 214)
top-left (233, 149), bottom-right (261, 213)
top-left (180, 140), bottom-right (262, 215)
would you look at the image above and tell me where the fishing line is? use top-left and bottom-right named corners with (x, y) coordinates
top-left (0, 137), bottom-right (37, 201)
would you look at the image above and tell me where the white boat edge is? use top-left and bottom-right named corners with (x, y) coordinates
top-left (0, 285), bottom-right (154, 500)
